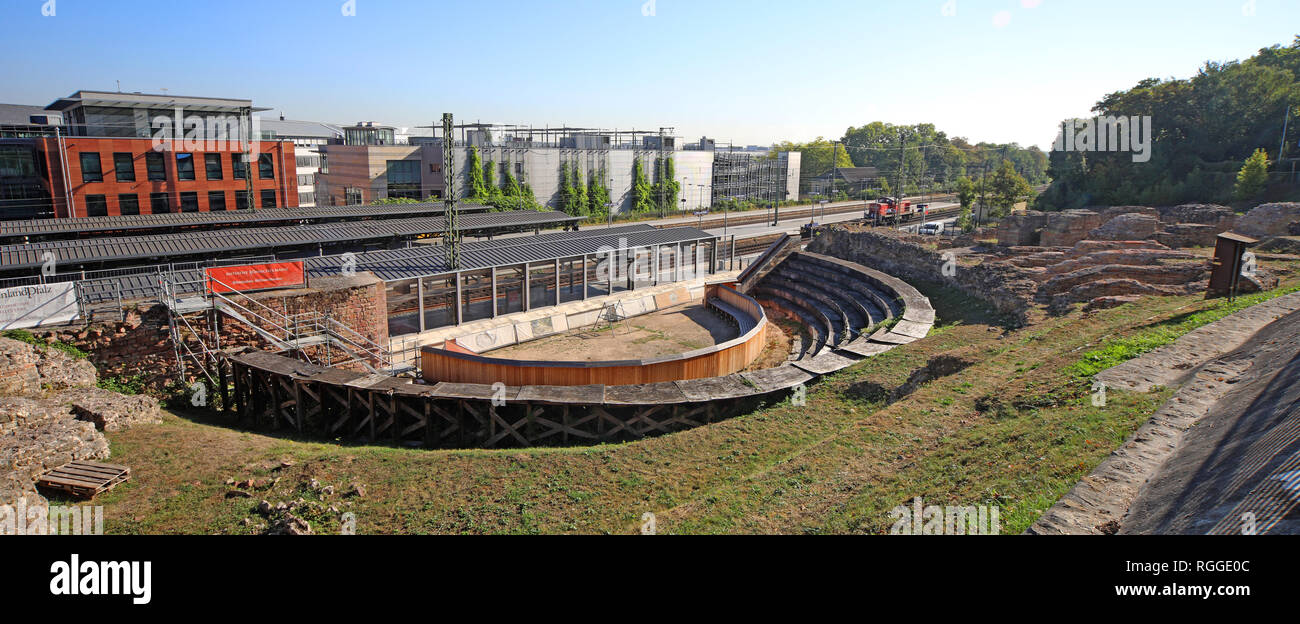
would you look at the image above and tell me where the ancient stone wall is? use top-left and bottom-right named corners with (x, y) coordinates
top-left (27, 273), bottom-right (388, 390)
top-left (809, 228), bottom-right (1039, 323)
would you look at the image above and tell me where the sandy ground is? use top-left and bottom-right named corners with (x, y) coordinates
top-left (488, 303), bottom-right (739, 362)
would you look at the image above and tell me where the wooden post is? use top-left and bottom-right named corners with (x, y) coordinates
top-left (219, 359), bottom-right (229, 414)
top-left (582, 254), bottom-right (589, 300)
top-left (554, 257), bottom-right (561, 306)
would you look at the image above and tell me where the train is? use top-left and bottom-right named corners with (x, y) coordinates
top-left (866, 197), bottom-right (931, 222)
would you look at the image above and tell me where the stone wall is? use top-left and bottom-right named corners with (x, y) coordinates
top-left (0, 336), bottom-right (159, 514)
top-left (28, 273), bottom-right (389, 390)
top-left (1040, 210), bottom-right (1105, 247)
top-left (809, 228), bottom-right (1039, 324)
top-left (1236, 203), bottom-right (1300, 239)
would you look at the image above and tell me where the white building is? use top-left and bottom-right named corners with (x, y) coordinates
top-left (257, 117), bottom-right (343, 207)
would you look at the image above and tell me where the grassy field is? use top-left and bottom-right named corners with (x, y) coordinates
top-left (84, 261), bottom-right (1300, 535)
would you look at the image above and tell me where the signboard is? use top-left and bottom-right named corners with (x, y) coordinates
top-left (0, 282), bottom-right (80, 329)
top-left (205, 261), bottom-right (307, 294)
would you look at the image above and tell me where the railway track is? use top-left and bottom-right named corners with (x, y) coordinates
top-left (661, 193), bottom-right (959, 232)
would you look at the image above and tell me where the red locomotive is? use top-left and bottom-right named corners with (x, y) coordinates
top-left (867, 196), bottom-right (918, 221)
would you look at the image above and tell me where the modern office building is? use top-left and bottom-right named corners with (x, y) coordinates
top-left (257, 117), bottom-right (343, 207)
top-left (0, 91), bottom-right (298, 219)
top-left (318, 124), bottom-right (801, 214)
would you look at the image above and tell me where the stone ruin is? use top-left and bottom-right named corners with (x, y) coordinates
top-left (990, 202), bottom-right (1293, 314)
top-left (0, 336), bottom-right (161, 521)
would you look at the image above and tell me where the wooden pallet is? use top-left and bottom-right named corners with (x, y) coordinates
top-left (36, 461), bottom-right (131, 499)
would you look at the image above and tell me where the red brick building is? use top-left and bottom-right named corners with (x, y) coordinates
top-left (38, 136), bottom-right (297, 217)
top-left (5, 91), bottom-right (299, 218)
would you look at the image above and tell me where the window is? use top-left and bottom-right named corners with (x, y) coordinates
top-left (234, 190), bottom-right (250, 211)
top-left (231, 153), bottom-right (248, 180)
top-left (175, 153), bottom-right (195, 181)
top-left (118, 194), bottom-right (140, 216)
top-left (297, 192), bottom-right (314, 205)
top-left (345, 187), bottom-right (363, 205)
top-left (179, 191), bottom-right (199, 212)
top-left (516, 162), bottom-right (523, 175)
top-left (208, 191), bottom-right (227, 211)
top-left (297, 174), bottom-right (313, 186)
top-left (260, 189), bottom-right (277, 208)
top-left (146, 152), bottom-right (166, 181)
top-left (385, 160), bottom-right (421, 200)
top-left (204, 153), bottom-right (223, 180)
top-left (150, 192), bottom-right (170, 214)
top-left (79, 153), bottom-right (103, 183)
top-left (429, 163), bottom-right (441, 173)
top-left (257, 153), bottom-right (274, 179)
top-left (113, 153), bottom-right (135, 182)
top-left (85, 194), bottom-right (108, 217)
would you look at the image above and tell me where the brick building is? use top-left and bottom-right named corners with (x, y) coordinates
top-left (0, 91), bottom-right (297, 219)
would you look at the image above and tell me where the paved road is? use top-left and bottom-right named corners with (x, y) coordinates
top-left (1122, 310), bottom-right (1300, 535)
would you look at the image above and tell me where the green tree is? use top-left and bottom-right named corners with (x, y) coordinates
top-left (1235, 148), bottom-right (1270, 200)
top-left (483, 160), bottom-right (499, 197)
top-left (572, 162), bottom-right (588, 216)
top-left (631, 157), bottom-right (654, 213)
top-left (588, 166), bottom-right (609, 216)
top-left (956, 175), bottom-right (977, 209)
top-left (466, 147), bottom-right (488, 199)
top-left (501, 161), bottom-right (521, 197)
top-left (987, 160), bottom-right (1033, 217)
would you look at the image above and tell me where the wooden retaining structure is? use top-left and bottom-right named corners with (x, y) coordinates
top-left (220, 348), bottom-right (811, 449)
top-left (419, 284), bottom-right (768, 387)
top-left (215, 254), bottom-right (936, 450)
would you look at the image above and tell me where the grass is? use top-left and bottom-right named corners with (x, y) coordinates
top-left (2, 328), bottom-right (89, 360)
top-left (1067, 285), bottom-right (1300, 378)
top-left (97, 375), bottom-right (149, 395)
top-left (81, 260), bottom-right (1300, 535)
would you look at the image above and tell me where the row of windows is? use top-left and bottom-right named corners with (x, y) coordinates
top-left (78, 152), bottom-right (276, 184)
top-left (80, 190), bottom-right (278, 216)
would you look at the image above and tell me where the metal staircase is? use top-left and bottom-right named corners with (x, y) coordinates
top-left (162, 270), bottom-right (413, 387)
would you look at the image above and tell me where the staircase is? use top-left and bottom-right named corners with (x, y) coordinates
top-left (162, 270), bottom-right (413, 386)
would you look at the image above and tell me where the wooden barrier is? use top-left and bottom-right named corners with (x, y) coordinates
top-left (420, 284), bottom-right (767, 386)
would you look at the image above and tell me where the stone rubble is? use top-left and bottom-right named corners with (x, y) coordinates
top-left (0, 336), bottom-right (161, 511)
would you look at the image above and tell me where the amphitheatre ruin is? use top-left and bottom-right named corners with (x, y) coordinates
top-left (3, 197), bottom-right (1299, 535)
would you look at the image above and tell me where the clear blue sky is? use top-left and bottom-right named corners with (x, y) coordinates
top-left (2, 0), bottom-right (1297, 149)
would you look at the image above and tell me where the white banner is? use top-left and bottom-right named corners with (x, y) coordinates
top-left (0, 282), bottom-right (80, 329)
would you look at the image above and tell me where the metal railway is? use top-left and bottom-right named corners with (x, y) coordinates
top-left (0, 202), bottom-right (493, 244)
top-left (0, 210), bottom-right (581, 275)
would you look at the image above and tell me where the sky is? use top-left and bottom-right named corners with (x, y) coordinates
top-left (1, 0), bottom-right (1298, 149)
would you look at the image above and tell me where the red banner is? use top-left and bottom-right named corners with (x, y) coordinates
top-left (205, 262), bottom-right (307, 294)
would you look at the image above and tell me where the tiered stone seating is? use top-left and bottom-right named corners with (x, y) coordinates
top-left (751, 252), bottom-right (935, 365)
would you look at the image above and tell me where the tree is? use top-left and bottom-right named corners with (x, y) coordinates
top-left (572, 162), bottom-right (588, 216)
top-left (483, 160), bottom-right (499, 198)
top-left (987, 160), bottom-right (1033, 217)
top-left (631, 157), bottom-right (654, 213)
top-left (588, 166), bottom-right (609, 216)
top-left (466, 147), bottom-right (488, 200)
top-left (771, 137), bottom-right (852, 193)
top-left (956, 175), bottom-right (977, 209)
top-left (501, 161), bottom-right (521, 197)
top-left (1235, 148), bottom-right (1270, 200)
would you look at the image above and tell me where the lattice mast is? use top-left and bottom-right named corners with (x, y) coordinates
top-left (442, 113), bottom-right (460, 270)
